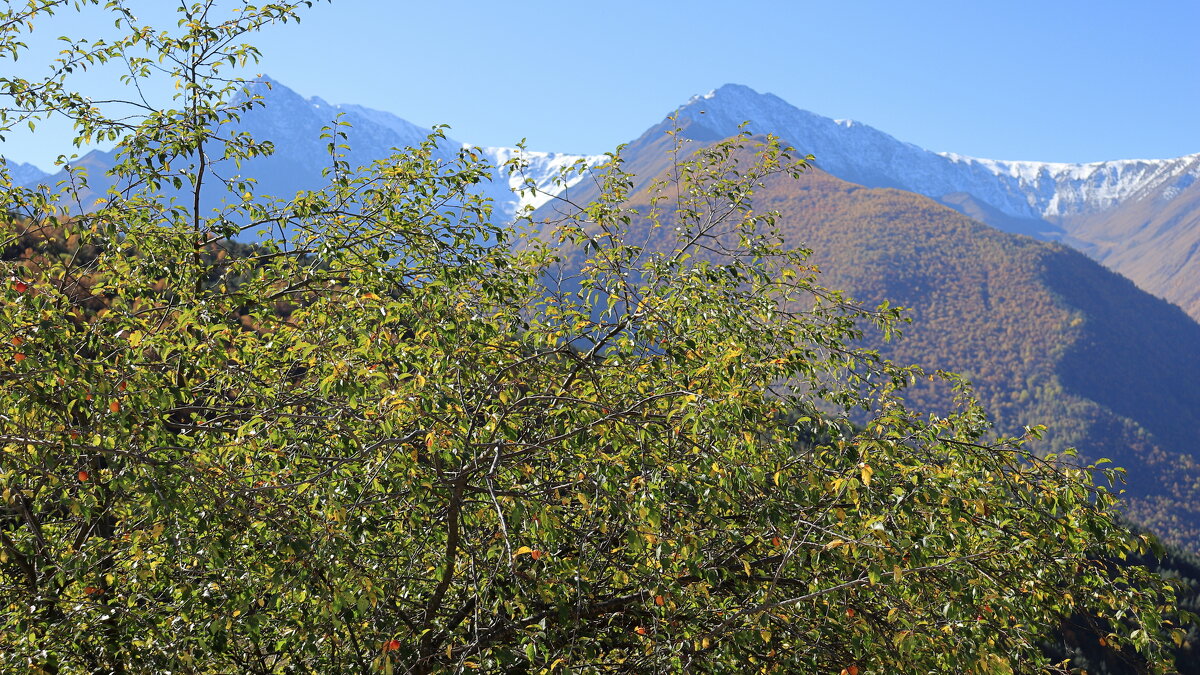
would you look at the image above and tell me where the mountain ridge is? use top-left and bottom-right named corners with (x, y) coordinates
top-left (629, 84), bottom-right (1200, 321)
top-left (679, 84), bottom-right (1200, 219)
top-left (5, 76), bottom-right (602, 221)
top-left (532, 134), bottom-right (1200, 550)
top-left (6, 79), bottom-right (1199, 318)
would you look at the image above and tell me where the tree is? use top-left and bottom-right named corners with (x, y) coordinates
top-left (0, 2), bottom-right (1187, 672)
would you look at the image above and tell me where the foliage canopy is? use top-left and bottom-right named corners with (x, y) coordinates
top-left (0, 1), bottom-right (1187, 672)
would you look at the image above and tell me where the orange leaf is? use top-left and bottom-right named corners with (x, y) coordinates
top-left (13, 281), bottom-right (27, 293)
top-left (109, 400), bottom-right (121, 413)
top-left (11, 336), bottom-right (22, 346)
top-left (13, 353), bottom-right (25, 362)
top-left (530, 550), bottom-right (542, 561)
top-left (382, 639), bottom-right (400, 652)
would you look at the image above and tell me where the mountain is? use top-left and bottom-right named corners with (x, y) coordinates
top-left (1, 158), bottom-right (48, 186)
top-left (10, 77), bottom-right (602, 223)
top-left (533, 132), bottom-right (1200, 552)
top-left (659, 85), bottom-right (1200, 321)
top-left (14, 81), bottom-right (1195, 313)
top-left (1055, 176), bottom-right (1200, 320)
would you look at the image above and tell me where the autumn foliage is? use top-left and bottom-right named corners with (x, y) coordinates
top-left (0, 1), bottom-right (1190, 673)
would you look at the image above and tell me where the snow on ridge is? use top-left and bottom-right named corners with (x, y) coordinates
top-left (936, 151), bottom-right (1200, 216)
top-left (677, 83), bottom-right (1200, 220)
top-left (477, 146), bottom-right (608, 213)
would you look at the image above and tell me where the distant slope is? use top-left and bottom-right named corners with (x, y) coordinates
top-left (15, 77), bottom-right (600, 223)
top-left (535, 137), bottom-right (1200, 551)
top-left (12, 80), bottom-right (1197, 318)
top-left (638, 85), bottom-right (1200, 321)
top-left (1057, 177), bottom-right (1200, 320)
top-left (1, 158), bottom-right (48, 186)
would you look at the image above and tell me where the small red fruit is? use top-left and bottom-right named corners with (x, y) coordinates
top-left (78, 470), bottom-right (89, 482)
top-left (383, 639), bottom-right (401, 652)
top-left (109, 400), bottom-right (120, 413)
top-left (13, 281), bottom-right (27, 293)
top-left (635, 626), bottom-right (648, 635)
top-left (13, 352), bottom-right (25, 362)
top-left (845, 608), bottom-right (855, 618)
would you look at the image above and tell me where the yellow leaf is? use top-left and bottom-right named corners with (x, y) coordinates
top-left (824, 539), bottom-right (845, 550)
top-left (860, 463), bottom-right (873, 487)
top-left (514, 546), bottom-right (533, 557)
top-left (760, 629), bottom-right (772, 643)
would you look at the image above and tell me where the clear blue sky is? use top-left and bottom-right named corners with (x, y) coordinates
top-left (3, 0), bottom-right (1197, 168)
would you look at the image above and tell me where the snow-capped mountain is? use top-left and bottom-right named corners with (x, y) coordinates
top-left (228, 77), bottom-right (604, 218)
top-left (479, 146), bottom-right (607, 215)
top-left (9, 76), bottom-right (601, 221)
top-left (667, 84), bottom-right (1200, 320)
top-left (675, 84), bottom-right (1200, 222)
top-left (8, 79), bottom-right (1197, 319)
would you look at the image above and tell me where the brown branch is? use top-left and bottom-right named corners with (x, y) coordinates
top-left (422, 476), bottom-right (467, 630)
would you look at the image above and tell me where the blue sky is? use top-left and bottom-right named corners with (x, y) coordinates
top-left (3, 0), bottom-right (1197, 168)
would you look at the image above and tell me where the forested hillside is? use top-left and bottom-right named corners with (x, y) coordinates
top-left (535, 138), bottom-right (1200, 551)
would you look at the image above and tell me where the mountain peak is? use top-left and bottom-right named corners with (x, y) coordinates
top-left (688, 82), bottom-right (762, 100)
top-left (666, 84), bottom-right (1200, 221)
top-left (681, 83), bottom-right (788, 116)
